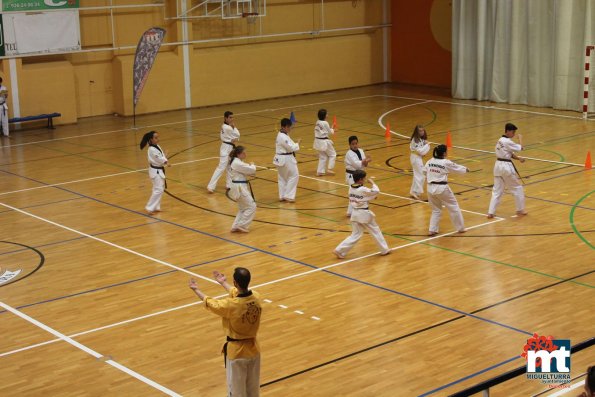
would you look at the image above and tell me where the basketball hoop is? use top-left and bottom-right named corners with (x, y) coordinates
top-left (242, 12), bottom-right (258, 24)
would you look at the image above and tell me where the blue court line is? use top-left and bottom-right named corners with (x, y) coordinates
top-left (0, 196), bottom-right (86, 215)
top-left (321, 269), bottom-right (532, 336)
top-left (0, 250), bottom-right (255, 314)
top-left (0, 168), bottom-right (533, 337)
top-left (0, 220), bottom-right (161, 257)
top-left (418, 355), bottom-right (521, 396)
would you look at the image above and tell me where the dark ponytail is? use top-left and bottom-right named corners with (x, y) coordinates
top-left (229, 145), bottom-right (245, 165)
top-left (140, 131), bottom-right (157, 150)
top-left (433, 144), bottom-right (447, 159)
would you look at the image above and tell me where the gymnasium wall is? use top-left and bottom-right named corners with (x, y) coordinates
top-left (1, 0), bottom-right (389, 124)
top-left (391, 0), bottom-right (451, 88)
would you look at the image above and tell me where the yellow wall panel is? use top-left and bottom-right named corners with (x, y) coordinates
top-left (112, 50), bottom-right (185, 115)
top-left (19, 61), bottom-right (77, 124)
top-left (9, 0), bottom-right (389, 121)
top-left (190, 32), bottom-right (383, 108)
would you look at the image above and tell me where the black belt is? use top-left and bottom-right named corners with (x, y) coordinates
top-left (277, 152), bottom-right (294, 155)
top-left (222, 336), bottom-right (254, 366)
top-left (315, 137), bottom-right (329, 140)
top-left (430, 181), bottom-right (448, 185)
top-left (496, 158), bottom-right (523, 183)
top-left (150, 165), bottom-right (167, 188)
top-left (346, 169), bottom-right (356, 175)
top-left (353, 207), bottom-right (369, 210)
top-left (230, 180), bottom-right (255, 200)
top-left (223, 141), bottom-right (236, 147)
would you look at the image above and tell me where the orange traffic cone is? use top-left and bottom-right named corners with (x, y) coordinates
top-left (332, 115), bottom-right (338, 130)
top-left (385, 123), bottom-right (391, 142)
top-left (585, 151), bottom-right (592, 169)
top-left (446, 131), bottom-right (453, 148)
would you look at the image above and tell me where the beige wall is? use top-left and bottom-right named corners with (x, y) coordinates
top-left (4, 0), bottom-right (388, 122)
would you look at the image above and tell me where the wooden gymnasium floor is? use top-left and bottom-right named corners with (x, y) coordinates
top-left (0, 84), bottom-right (593, 397)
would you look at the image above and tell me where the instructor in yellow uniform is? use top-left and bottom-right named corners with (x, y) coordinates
top-left (189, 268), bottom-right (262, 397)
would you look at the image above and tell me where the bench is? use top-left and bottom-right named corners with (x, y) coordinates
top-left (9, 112), bottom-right (61, 129)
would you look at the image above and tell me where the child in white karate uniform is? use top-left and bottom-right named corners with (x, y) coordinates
top-left (140, 131), bottom-right (169, 215)
top-left (423, 144), bottom-right (468, 236)
top-left (313, 109), bottom-right (336, 176)
top-left (333, 170), bottom-right (390, 259)
top-left (228, 146), bottom-right (257, 233)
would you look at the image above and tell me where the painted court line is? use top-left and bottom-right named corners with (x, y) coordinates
top-left (3, 92), bottom-right (587, 150)
top-left (0, 157), bottom-right (218, 197)
top-left (256, 165), bottom-right (494, 218)
top-left (378, 106), bottom-right (586, 167)
top-left (1, 94), bottom-right (383, 149)
top-left (0, 301), bottom-right (181, 396)
top-left (0, 201), bottom-right (219, 285)
top-left (0, 219), bottom-right (505, 359)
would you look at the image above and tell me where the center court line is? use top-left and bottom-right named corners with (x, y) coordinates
top-left (0, 218), bottom-right (506, 359)
top-left (0, 156), bottom-right (218, 197)
top-left (0, 300), bottom-right (181, 396)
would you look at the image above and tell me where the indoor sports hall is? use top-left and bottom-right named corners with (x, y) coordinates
top-left (0, 1), bottom-right (593, 396)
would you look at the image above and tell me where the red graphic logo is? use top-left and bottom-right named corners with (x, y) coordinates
top-left (521, 333), bottom-right (558, 368)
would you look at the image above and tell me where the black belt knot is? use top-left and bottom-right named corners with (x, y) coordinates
top-left (346, 169), bottom-right (356, 174)
top-left (222, 336), bottom-right (254, 366)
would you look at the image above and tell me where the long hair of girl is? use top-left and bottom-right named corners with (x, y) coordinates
top-left (229, 145), bottom-right (245, 165)
top-left (433, 144), bottom-right (447, 159)
top-left (411, 125), bottom-right (423, 142)
top-left (139, 131), bottom-right (156, 150)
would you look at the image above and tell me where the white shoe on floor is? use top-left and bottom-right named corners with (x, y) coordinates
top-left (333, 250), bottom-right (345, 259)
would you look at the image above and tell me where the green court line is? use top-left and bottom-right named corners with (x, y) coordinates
top-left (382, 232), bottom-right (594, 289)
top-left (525, 148), bottom-right (565, 162)
top-left (376, 174), bottom-right (410, 183)
top-left (33, 143), bottom-right (139, 172)
top-left (570, 190), bottom-right (595, 250)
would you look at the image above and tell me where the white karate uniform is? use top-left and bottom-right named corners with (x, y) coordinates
top-left (0, 85), bottom-right (9, 137)
top-left (145, 144), bottom-right (168, 213)
top-left (423, 157), bottom-right (467, 234)
top-left (273, 131), bottom-right (300, 201)
top-left (344, 148), bottom-right (367, 215)
top-left (313, 120), bottom-right (336, 175)
top-left (229, 157), bottom-right (257, 231)
top-left (334, 182), bottom-right (389, 257)
top-left (410, 138), bottom-right (430, 196)
top-left (488, 136), bottom-right (526, 215)
top-left (208, 123), bottom-right (240, 192)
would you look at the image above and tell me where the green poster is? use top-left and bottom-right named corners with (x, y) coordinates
top-left (2, 0), bottom-right (79, 12)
